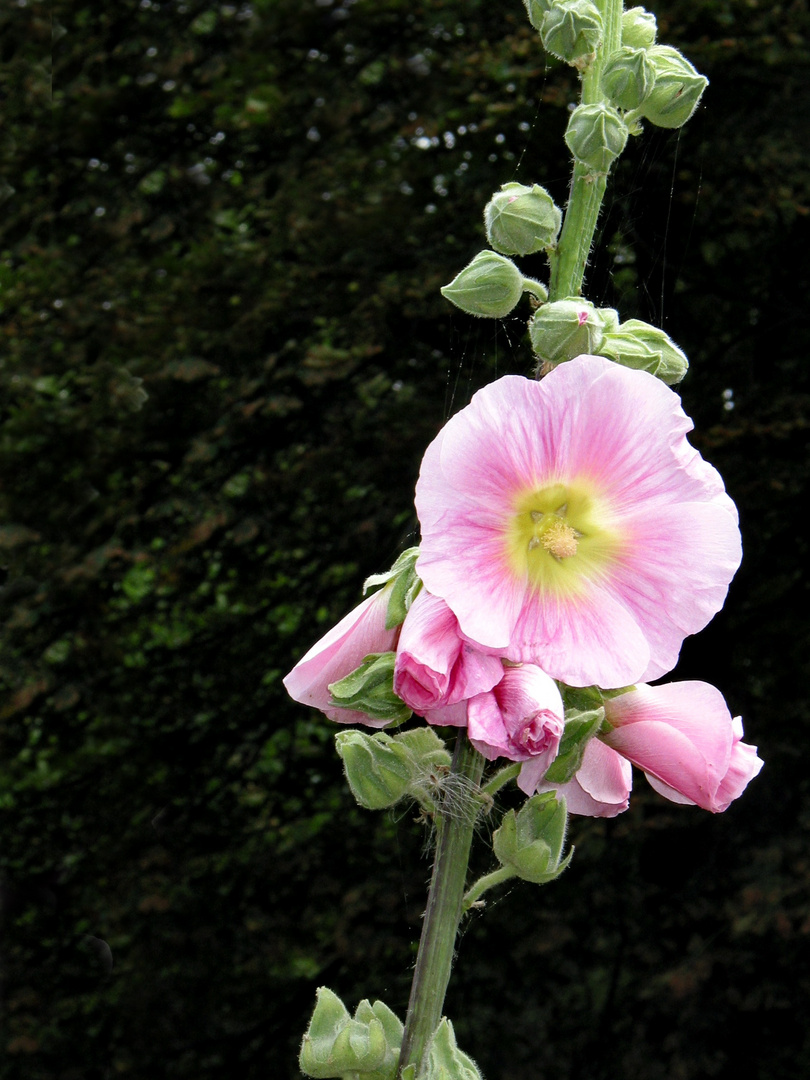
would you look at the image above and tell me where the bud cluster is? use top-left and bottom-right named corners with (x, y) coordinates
top-left (527, 299), bottom-right (688, 385)
top-left (299, 988), bottom-right (403, 1079)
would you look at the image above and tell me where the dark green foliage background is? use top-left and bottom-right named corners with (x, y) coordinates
top-left (1, 1), bottom-right (808, 1077)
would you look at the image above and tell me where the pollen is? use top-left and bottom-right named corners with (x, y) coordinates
top-left (540, 519), bottom-right (579, 560)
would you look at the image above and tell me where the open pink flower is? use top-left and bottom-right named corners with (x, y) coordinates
top-left (467, 664), bottom-right (564, 767)
top-left (282, 587), bottom-right (398, 727)
top-left (414, 357), bottom-right (741, 688)
top-left (601, 681), bottom-right (763, 812)
top-left (524, 737), bottom-right (632, 817)
top-left (393, 589), bottom-right (503, 715)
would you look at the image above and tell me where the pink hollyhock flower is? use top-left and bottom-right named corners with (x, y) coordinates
top-left (524, 737), bottom-right (632, 817)
top-left (393, 589), bottom-right (504, 715)
top-left (467, 664), bottom-right (564, 768)
top-left (282, 588), bottom-right (398, 727)
top-left (600, 681), bottom-right (763, 812)
top-left (414, 356), bottom-right (741, 688)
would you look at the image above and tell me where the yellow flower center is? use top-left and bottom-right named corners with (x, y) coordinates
top-left (505, 481), bottom-right (620, 594)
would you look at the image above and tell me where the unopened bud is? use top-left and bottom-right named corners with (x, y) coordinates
top-left (601, 46), bottom-right (656, 111)
top-left (529, 298), bottom-right (614, 366)
top-left (441, 251), bottom-right (525, 318)
top-left (601, 318), bottom-right (689, 384)
top-left (335, 730), bottom-right (412, 809)
top-left (639, 45), bottom-right (708, 129)
top-left (621, 6), bottom-right (657, 49)
top-left (335, 727), bottom-right (452, 811)
top-left (522, 0), bottom-right (553, 33)
top-left (328, 652), bottom-right (411, 725)
top-left (564, 102), bottom-right (628, 173)
top-left (484, 182), bottom-right (562, 256)
top-left (541, 0), bottom-right (603, 66)
top-left (492, 791), bottom-right (571, 884)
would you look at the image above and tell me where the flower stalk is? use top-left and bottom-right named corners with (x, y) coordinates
top-left (397, 729), bottom-right (487, 1077)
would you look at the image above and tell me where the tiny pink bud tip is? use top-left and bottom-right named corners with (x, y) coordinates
top-left (577, 311), bottom-right (589, 326)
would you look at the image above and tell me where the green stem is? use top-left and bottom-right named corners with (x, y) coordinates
top-left (397, 730), bottom-right (487, 1077)
top-left (482, 762), bottom-right (521, 798)
top-left (462, 866), bottom-right (516, 912)
top-left (549, 0), bottom-right (623, 301)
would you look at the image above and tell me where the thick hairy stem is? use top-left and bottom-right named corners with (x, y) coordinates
top-left (397, 730), bottom-right (486, 1077)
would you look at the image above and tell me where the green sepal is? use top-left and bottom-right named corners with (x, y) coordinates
top-left (335, 727), bottom-right (451, 812)
top-left (601, 46), bottom-right (656, 112)
top-left (565, 103), bottom-right (628, 173)
top-left (529, 298), bottom-right (616, 367)
top-left (522, 0), bottom-right (553, 33)
top-left (492, 792), bottom-right (571, 885)
top-left (363, 547), bottom-right (422, 631)
top-left (542, 707), bottom-right (605, 785)
top-left (600, 318), bottom-right (688, 384)
top-left (484, 181), bottom-right (562, 257)
top-left (328, 653), bottom-right (412, 725)
top-left (540, 0), bottom-right (603, 67)
top-left (621, 6), bottom-right (657, 49)
top-left (419, 1018), bottom-right (484, 1080)
top-left (637, 45), bottom-right (708, 130)
top-left (299, 987), bottom-right (404, 1080)
top-left (441, 251), bottom-right (525, 318)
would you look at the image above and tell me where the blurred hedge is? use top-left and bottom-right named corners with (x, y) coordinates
top-left (1, 1), bottom-right (809, 1078)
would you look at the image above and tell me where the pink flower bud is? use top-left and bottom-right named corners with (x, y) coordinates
top-left (467, 664), bottom-right (564, 767)
top-left (601, 681), bottom-right (763, 812)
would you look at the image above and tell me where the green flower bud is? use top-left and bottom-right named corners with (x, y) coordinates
top-left (564, 102), bottom-right (628, 173)
top-left (528, 298), bottom-right (613, 367)
top-left (441, 251), bottom-right (525, 318)
top-left (540, 0), bottom-right (603, 67)
top-left (328, 652), bottom-right (412, 725)
top-left (639, 45), bottom-right (708, 129)
top-left (601, 46), bottom-right (656, 111)
top-left (363, 546), bottom-right (421, 630)
top-left (621, 5), bottom-right (657, 49)
top-left (484, 182), bottom-right (562, 256)
top-left (522, 0), bottom-right (553, 33)
top-left (492, 791), bottom-right (571, 885)
top-left (601, 318), bottom-right (689, 384)
top-left (335, 730), bottom-right (412, 809)
top-left (335, 727), bottom-right (452, 812)
top-left (542, 707), bottom-right (605, 785)
top-left (299, 988), bottom-right (403, 1080)
top-left (422, 1019), bottom-right (484, 1080)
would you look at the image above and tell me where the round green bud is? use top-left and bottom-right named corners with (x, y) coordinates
top-left (484, 181), bottom-right (563, 256)
top-left (639, 45), bottom-right (708, 129)
top-left (522, 0), bottom-right (554, 33)
top-left (529, 298), bottom-right (610, 366)
top-left (564, 102), bottom-right (628, 173)
top-left (601, 318), bottom-right (689, 384)
top-left (441, 250), bottom-right (525, 318)
top-left (540, 0), bottom-right (603, 66)
top-left (601, 46), bottom-right (656, 111)
top-left (621, 5), bottom-right (657, 49)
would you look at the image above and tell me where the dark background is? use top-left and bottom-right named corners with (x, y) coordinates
top-left (1, 1), bottom-right (808, 1077)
